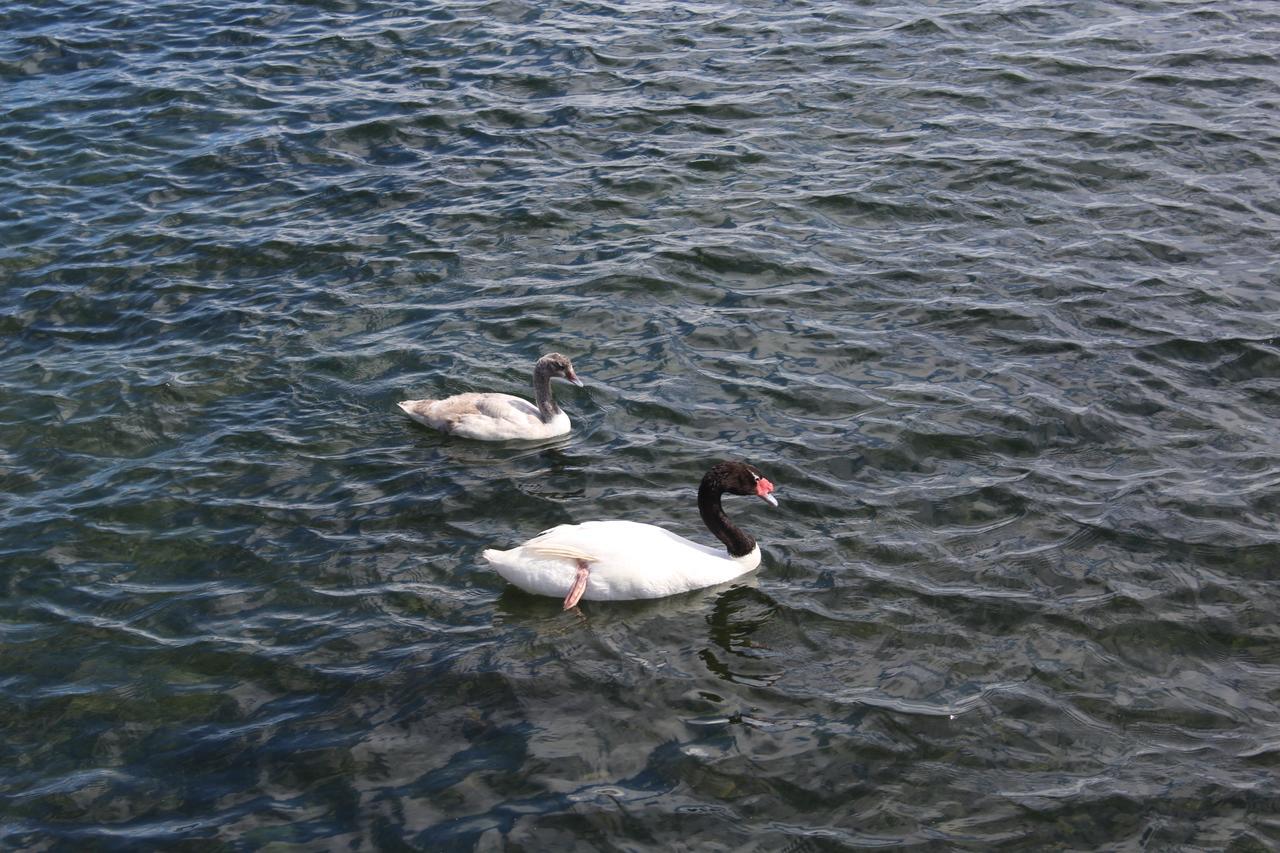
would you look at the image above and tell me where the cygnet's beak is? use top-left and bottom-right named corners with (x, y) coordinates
top-left (756, 477), bottom-right (778, 507)
top-left (566, 368), bottom-right (584, 387)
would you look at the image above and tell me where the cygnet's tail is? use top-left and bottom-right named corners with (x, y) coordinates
top-left (398, 399), bottom-right (435, 415)
top-left (398, 399), bottom-right (439, 427)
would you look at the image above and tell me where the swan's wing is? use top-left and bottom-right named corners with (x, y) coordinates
top-left (489, 520), bottom-right (750, 602)
top-left (521, 541), bottom-right (599, 564)
top-left (520, 521), bottom-right (711, 567)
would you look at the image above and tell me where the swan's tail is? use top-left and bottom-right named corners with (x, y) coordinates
top-left (482, 548), bottom-right (506, 564)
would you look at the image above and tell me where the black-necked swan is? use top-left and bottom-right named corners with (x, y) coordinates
top-left (483, 461), bottom-right (778, 608)
top-left (398, 352), bottom-right (583, 441)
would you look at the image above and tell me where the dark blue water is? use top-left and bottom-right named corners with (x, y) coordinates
top-left (3, 1), bottom-right (1280, 849)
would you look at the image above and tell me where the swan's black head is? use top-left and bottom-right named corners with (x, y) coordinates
top-left (703, 461), bottom-right (778, 506)
top-left (537, 352), bottom-right (583, 387)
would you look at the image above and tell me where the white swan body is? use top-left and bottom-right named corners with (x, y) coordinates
top-left (484, 520), bottom-right (761, 601)
top-left (399, 352), bottom-right (582, 442)
top-left (483, 461), bottom-right (778, 607)
top-left (398, 394), bottom-right (570, 441)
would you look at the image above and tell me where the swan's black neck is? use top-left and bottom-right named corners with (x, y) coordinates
top-left (532, 360), bottom-right (560, 423)
top-left (698, 475), bottom-right (756, 558)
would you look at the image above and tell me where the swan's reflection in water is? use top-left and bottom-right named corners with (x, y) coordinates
top-left (702, 585), bottom-right (784, 687)
top-left (493, 573), bottom-right (782, 688)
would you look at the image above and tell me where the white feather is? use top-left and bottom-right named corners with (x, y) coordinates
top-left (483, 520), bottom-right (760, 601)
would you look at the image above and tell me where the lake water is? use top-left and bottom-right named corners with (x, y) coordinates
top-left (3, 0), bottom-right (1280, 849)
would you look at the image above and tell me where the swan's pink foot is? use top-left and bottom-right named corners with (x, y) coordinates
top-left (563, 560), bottom-right (590, 610)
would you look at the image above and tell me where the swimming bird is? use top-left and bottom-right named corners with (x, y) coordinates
top-left (398, 352), bottom-right (583, 441)
top-left (483, 461), bottom-right (778, 608)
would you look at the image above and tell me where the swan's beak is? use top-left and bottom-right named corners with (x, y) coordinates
top-left (757, 477), bottom-right (778, 507)
top-left (566, 369), bottom-right (584, 387)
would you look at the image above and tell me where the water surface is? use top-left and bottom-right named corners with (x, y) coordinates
top-left (3, 0), bottom-right (1280, 849)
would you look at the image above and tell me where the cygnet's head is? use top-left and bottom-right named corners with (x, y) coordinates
top-left (538, 352), bottom-right (583, 387)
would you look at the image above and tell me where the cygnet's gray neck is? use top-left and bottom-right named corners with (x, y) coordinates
top-left (532, 362), bottom-right (560, 423)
